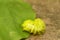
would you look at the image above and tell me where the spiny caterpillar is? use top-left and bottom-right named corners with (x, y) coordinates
top-left (22, 18), bottom-right (46, 34)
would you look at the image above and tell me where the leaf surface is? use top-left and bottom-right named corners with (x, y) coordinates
top-left (0, 0), bottom-right (35, 40)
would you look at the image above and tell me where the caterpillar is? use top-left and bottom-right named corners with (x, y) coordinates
top-left (22, 18), bottom-right (46, 34)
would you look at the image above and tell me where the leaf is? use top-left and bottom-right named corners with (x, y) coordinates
top-left (0, 0), bottom-right (35, 40)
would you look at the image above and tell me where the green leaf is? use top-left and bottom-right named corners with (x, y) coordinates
top-left (0, 0), bottom-right (35, 40)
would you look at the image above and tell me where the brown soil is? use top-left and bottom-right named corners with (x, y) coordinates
top-left (25, 0), bottom-right (60, 40)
